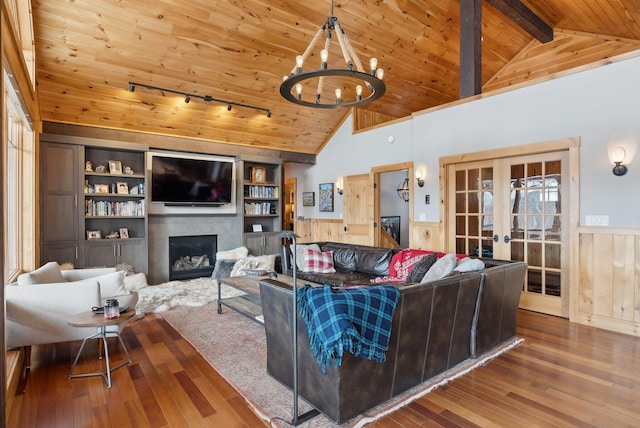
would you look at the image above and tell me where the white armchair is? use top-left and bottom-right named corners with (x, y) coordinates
top-left (5, 262), bottom-right (138, 367)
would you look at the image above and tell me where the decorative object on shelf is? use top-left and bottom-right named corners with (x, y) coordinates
top-left (108, 160), bottom-right (123, 175)
top-left (105, 231), bottom-right (120, 239)
top-left (279, 0), bottom-right (385, 109)
top-left (302, 192), bottom-right (315, 207)
top-left (128, 81), bottom-right (272, 118)
top-left (252, 224), bottom-right (263, 232)
top-left (251, 166), bottom-right (267, 183)
top-left (124, 166), bottom-right (134, 175)
top-left (129, 183), bottom-right (143, 195)
top-left (117, 182), bottom-right (129, 194)
top-left (397, 177), bottom-right (410, 202)
top-left (119, 228), bottom-right (129, 239)
top-left (85, 160), bottom-right (93, 172)
top-left (86, 230), bottom-right (102, 240)
top-left (95, 164), bottom-right (106, 173)
top-left (318, 183), bottom-right (334, 212)
top-left (94, 184), bottom-right (109, 194)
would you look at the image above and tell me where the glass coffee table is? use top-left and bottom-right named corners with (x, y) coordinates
top-left (218, 274), bottom-right (303, 324)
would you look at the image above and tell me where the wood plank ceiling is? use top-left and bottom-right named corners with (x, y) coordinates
top-left (32, 0), bottom-right (640, 155)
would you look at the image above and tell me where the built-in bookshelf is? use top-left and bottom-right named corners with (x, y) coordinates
top-left (241, 161), bottom-right (282, 255)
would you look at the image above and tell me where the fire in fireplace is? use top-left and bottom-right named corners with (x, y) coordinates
top-left (169, 235), bottom-right (217, 280)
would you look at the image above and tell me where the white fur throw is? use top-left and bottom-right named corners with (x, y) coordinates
top-left (216, 246), bottom-right (249, 260)
top-left (230, 254), bottom-right (276, 277)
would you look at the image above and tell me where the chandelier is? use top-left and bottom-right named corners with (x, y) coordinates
top-left (397, 178), bottom-right (410, 202)
top-left (279, 0), bottom-right (386, 108)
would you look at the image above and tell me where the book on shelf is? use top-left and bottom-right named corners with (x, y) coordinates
top-left (244, 201), bottom-right (276, 216)
top-left (245, 185), bottom-right (279, 199)
top-left (85, 199), bottom-right (145, 217)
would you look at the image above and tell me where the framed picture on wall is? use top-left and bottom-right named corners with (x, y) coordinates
top-left (302, 192), bottom-right (315, 206)
top-left (251, 166), bottom-right (267, 183)
top-left (381, 216), bottom-right (400, 245)
top-left (319, 183), bottom-right (334, 212)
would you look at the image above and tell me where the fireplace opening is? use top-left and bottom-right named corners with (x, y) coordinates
top-left (169, 235), bottom-right (217, 280)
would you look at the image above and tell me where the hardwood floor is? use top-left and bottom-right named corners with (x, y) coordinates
top-left (7, 309), bottom-right (640, 427)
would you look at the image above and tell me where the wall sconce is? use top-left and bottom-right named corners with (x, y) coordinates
top-left (611, 146), bottom-right (628, 176)
top-left (415, 168), bottom-right (425, 187)
top-left (336, 178), bottom-right (343, 195)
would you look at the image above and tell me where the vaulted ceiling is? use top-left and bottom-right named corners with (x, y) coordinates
top-left (33, 0), bottom-right (640, 155)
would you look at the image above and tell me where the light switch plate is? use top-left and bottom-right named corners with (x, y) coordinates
top-left (585, 215), bottom-right (609, 226)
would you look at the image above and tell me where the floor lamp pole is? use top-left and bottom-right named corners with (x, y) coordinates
top-left (279, 231), bottom-right (319, 426)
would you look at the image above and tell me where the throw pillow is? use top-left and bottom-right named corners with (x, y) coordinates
top-left (421, 253), bottom-right (457, 282)
top-left (388, 249), bottom-right (433, 280)
top-left (454, 257), bottom-right (485, 273)
top-left (17, 261), bottom-right (66, 285)
top-left (301, 249), bottom-right (336, 273)
top-left (230, 254), bottom-right (276, 277)
top-left (294, 244), bottom-right (321, 270)
top-left (95, 270), bottom-right (129, 299)
top-left (405, 253), bottom-right (438, 283)
top-left (123, 272), bottom-right (149, 291)
top-left (211, 259), bottom-right (237, 280)
top-left (216, 246), bottom-right (249, 260)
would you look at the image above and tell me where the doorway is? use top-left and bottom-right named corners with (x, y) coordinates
top-left (443, 139), bottom-right (579, 317)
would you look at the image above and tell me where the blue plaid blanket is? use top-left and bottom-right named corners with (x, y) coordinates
top-left (297, 284), bottom-right (401, 372)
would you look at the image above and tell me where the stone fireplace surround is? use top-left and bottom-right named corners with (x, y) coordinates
top-left (148, 214), bottom-right (241, 284)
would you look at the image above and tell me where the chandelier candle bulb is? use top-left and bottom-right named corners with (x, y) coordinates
top-left (320, 49), bottom-right (329, 69)
top-left (356, 85), bottom-right (363, 101)
top-left (296, 55), bottom-right (304, 74)
top-left (335, 88), bottom-right (342, 104)
top-left (370, 57), bottom-right (378, 74)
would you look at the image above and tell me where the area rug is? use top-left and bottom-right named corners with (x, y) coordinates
top-left (133, 277), bottom-right (245, 319)
top-left (160, 302), bottom-right (524, 427)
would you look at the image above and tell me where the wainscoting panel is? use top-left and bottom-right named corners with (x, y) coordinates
top-left (577, 227), bottom-right (640, 337)
top-left (409, 221), bottom-right (443, 251)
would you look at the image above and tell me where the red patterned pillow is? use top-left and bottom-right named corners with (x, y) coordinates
top-left (302, 249), bottom-right (336, 273)
top-left (388, 249), bottom-right (433, 280)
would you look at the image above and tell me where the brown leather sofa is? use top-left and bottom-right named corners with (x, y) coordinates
top-left (259, 258), bottom-right (527, 424)
top-left (281, 242), bottom-right (403, 286)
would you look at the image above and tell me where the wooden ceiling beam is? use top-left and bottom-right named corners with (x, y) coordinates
top-left (486, 0), bottom-right (553, 43)
top-left (460, 0), bottom-right (483, 98)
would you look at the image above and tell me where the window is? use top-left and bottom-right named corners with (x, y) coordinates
top-left (4, 70), bottom-right (34, 282)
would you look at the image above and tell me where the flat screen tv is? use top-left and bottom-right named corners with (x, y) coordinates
top-left (148, 151), bottom-right (237, 215)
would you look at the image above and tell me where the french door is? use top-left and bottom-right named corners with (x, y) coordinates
top-left (447, 149), bottom-right (571, 317)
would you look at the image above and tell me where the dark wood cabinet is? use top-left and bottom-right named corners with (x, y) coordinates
top-left (40, 142), bottom-right (82, 266)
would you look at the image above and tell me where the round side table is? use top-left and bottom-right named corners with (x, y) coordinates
top-left (67, 309), bottom-right (135, 388)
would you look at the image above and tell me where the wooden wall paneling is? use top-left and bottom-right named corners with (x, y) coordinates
top-left (577, 227), bottom-right (640, 337)
top-left (593, 232), bottom-right (615, 318)
top-left (578, 233), bottom-right (595, 314)
top-left (311, 219), bottom-right (344, 243)
top-left (409, 221), bottom-right (443, 250)
top-left (293, 219), bottom-right (312, 243)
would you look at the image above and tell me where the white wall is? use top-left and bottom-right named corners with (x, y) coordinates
top-left (289, 54), bottom-right (640, 228)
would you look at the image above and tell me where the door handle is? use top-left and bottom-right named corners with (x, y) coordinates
top-left (504, 235), bottom-right (511, 243)
top-left (493, 234), bottom-right (499, 243)
top-left (344, 226), bottom-right (348, 232)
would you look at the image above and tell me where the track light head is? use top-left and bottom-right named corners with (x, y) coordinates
top-left (227, 104), bottom-right (232, 111)
top-left (184, 96), bottom-right (190, 103)
top-left (128, 83), bottom-right (135, 92)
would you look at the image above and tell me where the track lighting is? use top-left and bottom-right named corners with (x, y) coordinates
top-left (127, 82), bottom-right (272, 117)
